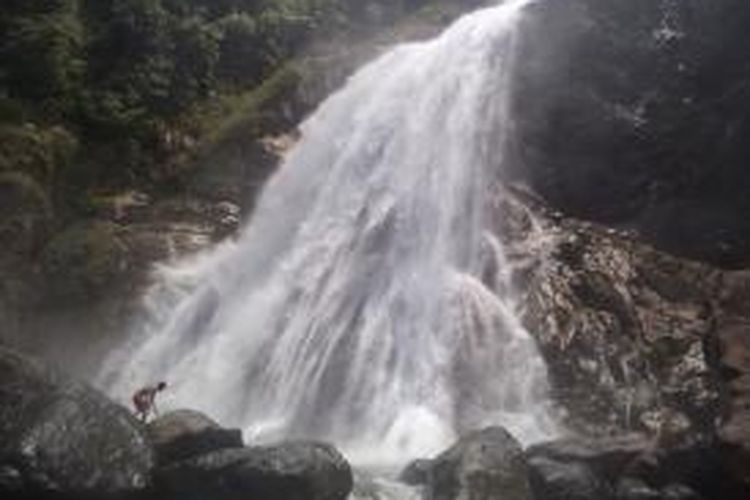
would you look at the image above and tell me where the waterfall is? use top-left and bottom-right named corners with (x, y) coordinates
top-left (99, 0), bottom-right (555, 468)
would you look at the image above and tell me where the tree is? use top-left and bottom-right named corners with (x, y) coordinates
top-left (0, 0), bottom-right (85, 114)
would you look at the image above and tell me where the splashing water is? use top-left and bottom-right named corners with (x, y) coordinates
top-left (99, 0), bottom-right (555, 469)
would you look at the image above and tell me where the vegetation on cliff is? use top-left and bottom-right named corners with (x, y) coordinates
top-left (0, 1), bottom-right (431, 213)
top-left (0, 0), bottom-right (449, 322)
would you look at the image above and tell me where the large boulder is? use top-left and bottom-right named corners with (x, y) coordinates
top-left (156, 441), bottom-right (353, 500)
top-left (0, 347), bottom-right (153, 495)
top-left (399, 458), bottom-right (433, 485)
top-left (147, 409), bottom-right (243, 466)
top-left (425, 427), bottom-right (533, 500)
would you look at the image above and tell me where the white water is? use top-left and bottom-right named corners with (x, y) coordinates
top-left (99, 0), bottom-right (555, 471)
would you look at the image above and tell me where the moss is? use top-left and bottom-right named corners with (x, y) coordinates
top-left (40, 221), bottom-right (130, 305)
top-left (0, 123), bottom-right (78, 188)
top-left (0, 172), bottom-right (53, 256)
top-left (188, 63), bottom-right (302, 151)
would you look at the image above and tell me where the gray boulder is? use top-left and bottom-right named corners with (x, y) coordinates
top-left (527, 454), bottom-right (612, 500)
top-left (526, 434), bottom-right (651, 486)
top-left (0, 347), bottom-right (153, 495)
top-left (615, 478), bottom-right (661, 500)
top-left (147, 409), bottom-right (243, 465)
top-left (399, 458), bottom-right (433, 486)
top-left (527, 435), bottom-right (722, 500)
top-left (156, 440), bottom-right (353, 500)
top-left (425, 427), bottom-right (533, 500)
top-left (661, 484), bottom-right (703, 500)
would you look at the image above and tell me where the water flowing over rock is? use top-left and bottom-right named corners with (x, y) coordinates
top-left (98, 0), bottom-right (556, 468)
top-left (492, 185), bottom-right (750, 498)
top-left (492, 186), bottom-right (723, 439)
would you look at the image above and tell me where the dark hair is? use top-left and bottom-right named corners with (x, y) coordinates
top-left (157, 382), bottom-right (167, 391)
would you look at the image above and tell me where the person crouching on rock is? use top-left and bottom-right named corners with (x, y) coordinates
top-left (132, 381), bottom-right (167, 423)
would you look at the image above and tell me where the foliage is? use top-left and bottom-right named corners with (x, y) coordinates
top-left (1, 0), bottom-right (422, 195)
top-left (0, 0), bottom-right (438, 289)
top-left (0, 124), bottom-right (78, 188)
top-left (40, 221), bottom-right (129, 303)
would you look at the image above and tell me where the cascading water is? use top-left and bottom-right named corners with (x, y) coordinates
top-left (99, 0), bottom-right (556, 469)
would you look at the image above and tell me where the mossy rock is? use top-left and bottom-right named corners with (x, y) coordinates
top-left (40, 221), bottom-right (131, 305)
top-left (0, 172), bottom-right (52, 257)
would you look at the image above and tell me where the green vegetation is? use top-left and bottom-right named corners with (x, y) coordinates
top-left (0, 0), bottom-right (440, 316)
top-left (0, 0), bottom-right (430, 214)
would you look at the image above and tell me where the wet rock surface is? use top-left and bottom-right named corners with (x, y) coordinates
top-left (491, 185), bottom-right (723, 440)
top-left (526, 433), bottom-right (742, 500)
top-left (0, 347), bottom-right (154, 496)
top-left (146, 409), bottom-right (243, 466)
top-left (425, 426), bottom-right (534, 500)
top-left (489, 185), bottom-right (750, 499)
top-left (528, 454), bottom-right (611, 500)
top-left (0, 348), bottom-right (355, 500)
top-left (713, 277), bottom-right (750, 490)
top-left (155, 441), bottom-right (353, 500)
top-left (399, 457), bottom-right (433, 486)
top-left (512, 0), bottom-right (750, 268)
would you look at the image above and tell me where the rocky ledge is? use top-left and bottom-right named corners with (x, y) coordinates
top-left (0, 347), bottom-right (353, 500)
top-left (403, 427), bottom-right (747, 500)
top-left (0, 345), bottom-right (747, 500)
top-left (486, 183), bottom-right (750, 495)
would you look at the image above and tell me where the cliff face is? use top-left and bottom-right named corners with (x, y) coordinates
top-left (494, 188), bottom-right (720, 438)
top-left (489, 184), bottom-right (750, 486)
top-left (510, 0), bottom-right (750, 268)
top-left (499, 1), bottom-right (750, 474)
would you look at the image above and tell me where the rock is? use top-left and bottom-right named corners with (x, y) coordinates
top-left (615, 477), bottom-right (660, 500)
top-left (661, 484), bottom-right (703, 500)
top-left (512, 0), bottom-right (750, 268)
top-left (527, 454), bottom-right (611, 500)
top-left (526, 433), bottom-right (744, 500)
top-left (425, 427), bottom-right (533, 500)
top-left (0, 465), bottom-right (23, 492)
top-left (622, 435), bottom-right (727, 499)
top-left (146, 409), bottom-right (243, 466)
top-left (526, 435), bottom-right (651, 489)
top-left (714, 317), bottom-right (750, 492)
top-left (493, 186), bottom-right (722, 439)
top-left (156, 441), bottom-right (352, 500)
top-left (0, 347), bottom-right (153, 495)
top-left (490, 187), bottom-right (750, 499)
top-left (399, 458), bottom-right (432, 485)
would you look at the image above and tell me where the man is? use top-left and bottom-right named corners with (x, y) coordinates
top-left (132, 381), bottom-right (167, 422)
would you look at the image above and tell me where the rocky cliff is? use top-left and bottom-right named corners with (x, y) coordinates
top-left (489, 184), bottom-right (750, 490)
top-left (510, 0), bottom-right (750, 268)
